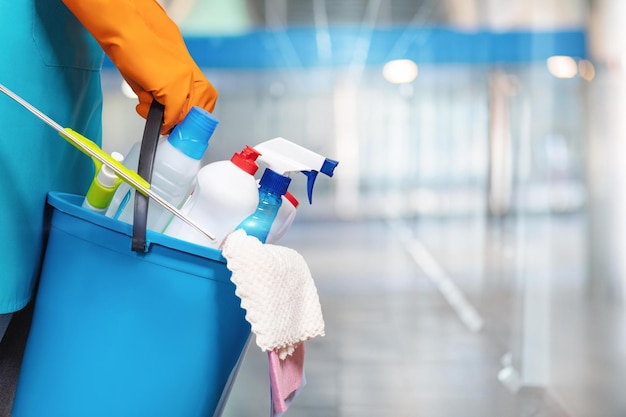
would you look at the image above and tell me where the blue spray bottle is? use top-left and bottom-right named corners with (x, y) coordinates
top-left (235, 168), bottom-right (291, 243)
top-left (240, 137), bottom-right (339, 244)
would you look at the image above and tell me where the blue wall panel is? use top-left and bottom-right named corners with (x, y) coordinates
top-left (104, 26), bottom-right (587, 69)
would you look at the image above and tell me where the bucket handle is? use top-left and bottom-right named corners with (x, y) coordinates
top-left (132, 100), bottom-right (164, 252)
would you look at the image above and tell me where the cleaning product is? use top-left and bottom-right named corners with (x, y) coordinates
top-left (105, 143), bottom-right (142, 219)
top-left (235, 168), bottom-right (291, 243)
top-left (166, 137), bottom-right (338, 248)
top-left (253, 137), bottom-right (338, 204)
top-left (82, 152), bottom-right (125, 213)
top-left (249, 137), bottom-right (338, 243)
top-left (108, 106), bottom-right (218, 233)
top-left (0, 84), bottom-right (215, 242)
top-left (163, 146), bottom-right (261, 248)
top-left (266, 191), bottom-right (298, 244)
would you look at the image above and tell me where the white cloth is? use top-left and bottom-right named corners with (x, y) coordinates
top-left (221, 229), bottom-right (325, 359)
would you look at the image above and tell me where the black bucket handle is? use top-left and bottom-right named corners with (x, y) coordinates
top-left (132, 100), bottom-right (164, 252)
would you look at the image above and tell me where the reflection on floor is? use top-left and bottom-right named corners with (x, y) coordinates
top-left (222, 217), bottom-right (617, 417)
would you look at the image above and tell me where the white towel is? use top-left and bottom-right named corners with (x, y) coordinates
top-left (221, 229), bottom-right (325, 359)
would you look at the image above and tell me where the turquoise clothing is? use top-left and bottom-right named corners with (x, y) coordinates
top-left (0, 0), bottom-right (104, 313)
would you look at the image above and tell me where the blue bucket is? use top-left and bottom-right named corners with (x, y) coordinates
top-left (12, 192), bottom-right (250, 417)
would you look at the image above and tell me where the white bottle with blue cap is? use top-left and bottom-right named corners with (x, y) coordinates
top-left (107, 106), bottom-right (219, 233)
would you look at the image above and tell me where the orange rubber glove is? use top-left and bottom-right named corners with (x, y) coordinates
top-left (62, 0), bottom-right (218, 134)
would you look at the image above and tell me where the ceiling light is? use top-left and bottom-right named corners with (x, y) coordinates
top-left (546, 56), bottom-right (578, 79)
top-left (578, 59), bottom-right (595, 81)
top-left (383, 59), bottom-right (419, 84)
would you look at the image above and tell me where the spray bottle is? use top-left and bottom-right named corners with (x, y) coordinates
top-left (106, 106), bottom-right (218, 233)
top-left (266, 191), bottom-right (299, 244)
top-left (254, 137), bottom-right (338, 203)
top-left (235, 168), bottom-right (291, 243)
top-left (163, 146), bottom-right (261, 248)
top-left (82, 152), bottom-right (125, 213)
top-left (232, 137), bottom-right (338, 244)
top-left (166, 137), bottom-right (338, 248)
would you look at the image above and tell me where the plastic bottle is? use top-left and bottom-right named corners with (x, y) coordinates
top-left (164, 146), bottom-right (261, 248)
top-left (236, 168), bottom-right (291, 243)
top-left (265, 190), bottom-right (298, 244)
top-left (253, 137), bottom-right (338, 204)
top-left (105, 145), bottom-right (141, 219)
top-left (82, 152), bottom-right (125, 213)
top-left (107, 106), bottom-right (218, 233)
top-left (167, 137), bottom-right (338, 247)
top-left (246, 136), bottom-right (338, 243)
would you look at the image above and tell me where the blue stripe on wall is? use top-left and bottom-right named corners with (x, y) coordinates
top-left (103, 26), bottom-right (587, 69)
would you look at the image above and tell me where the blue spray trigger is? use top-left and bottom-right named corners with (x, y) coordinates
top-left (303, 170), bottom-right (319, 204)
top-left (321, 158), bottom-right (339, 177)
top-left (304, 159), bottom-right (337, 203)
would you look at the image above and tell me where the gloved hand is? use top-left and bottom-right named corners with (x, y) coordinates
top-left (62, 0), bottom-right (218, 134)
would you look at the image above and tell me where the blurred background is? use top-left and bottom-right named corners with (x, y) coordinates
top-left (101, 1), bottom-right (626, 416)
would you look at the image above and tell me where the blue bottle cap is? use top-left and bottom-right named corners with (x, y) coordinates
top-left (168, 106), bottom-right (219, 160)
top-left (259, 168), bottom-right (291, 196)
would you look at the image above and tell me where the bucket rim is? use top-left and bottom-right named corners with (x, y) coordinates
top-left (46, 191), bottom-right (226, 263)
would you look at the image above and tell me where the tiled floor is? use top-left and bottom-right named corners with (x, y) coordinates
top-left (221, 219), bottom-right (576, 417)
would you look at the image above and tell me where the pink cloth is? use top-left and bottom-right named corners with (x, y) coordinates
top-left (268, 343), bottom-right (306, 416)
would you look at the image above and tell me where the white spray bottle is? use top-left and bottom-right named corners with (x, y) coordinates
top-left (266, 190), bottom-right (299, 244)
top-left (163, 145), bottom-right (262, 248)
top-left (249, 137), bottom-right (338, 244)
top-left (166, 137), bottom-right (338, 248)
